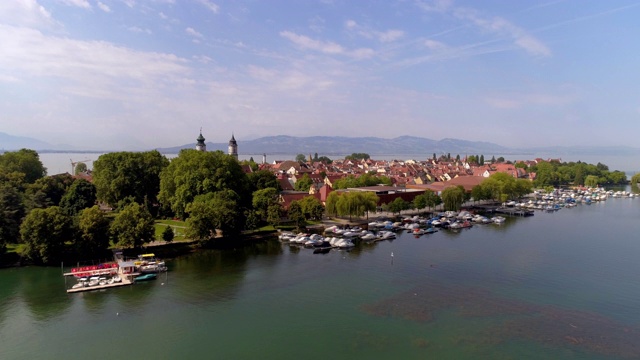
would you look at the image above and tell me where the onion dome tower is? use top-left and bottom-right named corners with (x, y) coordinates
top-left (228, 133), bottom-right (238, 159)
top-left (196, 129), bottom-right (206, 151)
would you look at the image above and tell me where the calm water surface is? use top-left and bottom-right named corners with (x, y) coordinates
top-left (2, 195), bottom-right (640, 359)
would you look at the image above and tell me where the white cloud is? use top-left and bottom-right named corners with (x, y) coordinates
top-left (159, 11), bottom-right (168, 19)
top-left (0, 24), bottom-right (190, 98)
top-left (97, 2), bottom-right (111, 12)
top-left (415, 0), bottom-right (453, 13)
top-left (196, 0), bottom-right (219, 14)
top-left (344, 20), bottom-right (404, 43)
top-left (0, 0), bottom-right (55, 28)
top-left (424, 39), bottom-right (447, 51)
top-left (60, 0), bottom-right (91, 8)
top-left (280, 31), bottom-right (374, 59)
top-left (185, 27), bottom-right (204, 39)
top-left (452, 8), bottom-right (551, 57)
top-left (128, 26), bottom-right (152, 34)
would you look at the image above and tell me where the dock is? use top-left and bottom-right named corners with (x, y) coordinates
top-left (470, 204), bottom-right (534, 217)
top-left (64, 259), bottom-right (140, 293)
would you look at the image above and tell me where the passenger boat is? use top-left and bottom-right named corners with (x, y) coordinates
top-left (135, 253), bottom-right (168, 273)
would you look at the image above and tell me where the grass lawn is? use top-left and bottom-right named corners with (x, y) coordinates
top-left (154, 219), bottom-right (187, 242)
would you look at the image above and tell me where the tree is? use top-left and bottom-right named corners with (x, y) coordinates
top-left (0, 183), bottom-right (25, 253)
top-left (317, 156), bottom-right (332, 164)
top-left (295, 154), bottom-right (306, 162)
top-left (345, 153), bottom-right (370, 161)
top-left (248, 170), bottom-right (280, 192)
top-left (185, 190), bottom-right (245, 240)
top-left (298, 196), bottom-right (324, 220)
top-left (491, 156), bottom-right (496, 164)
top-left (584, 175), bottom-right (599, 188)
top-left (413, 194), bottom-right (427, 210)
top-left (25, 173), bottom-right (74, 210)
top-left (252, 187), bottom-right (279, 220)
top-left (158, 149), bottom-right (250, 218)
top-left (0, 149), bottom-right (46, 184)
top-left (60, 179), bottom-right (97, 215)
top-left (110, 202), bottom-right (155, 248)
top-left (74, 162), bottom-right (88, 175)
top-left (162, 226), bottom-right (175, 243)
top-left (294, 174), bottom-right (313, 192)
top-left (631, 173), bottom-right (640, 185)
top-left (455, 154), bottom-right (460, 161)
top-left (496, 156), bottom-right (505, 163)
top-left (479, 155), bottom-right (485, 165)
top-left (76, 206), bottom-right (110, 259)
top-left (387, 197), bottom-right (409, 214)
top-left (424, 190), bottom-right (442, 211)
top-left (93, 150), bottom-right (169, 208)
top-left (267, 203), bottom-right (282, 227)
top-left (20, 206), bottom-right (73, 263)
top-left (441, 186), bottom-right (465, 211)
top-left (467, 155), bottom-right (477, 165)
top-left (287, 201), bottom-right (306, 229)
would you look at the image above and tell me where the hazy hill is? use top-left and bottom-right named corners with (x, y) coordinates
top-left (156, 135), bottom-right (513, 156)
top-left (0, 132), bottom-right (75, 151)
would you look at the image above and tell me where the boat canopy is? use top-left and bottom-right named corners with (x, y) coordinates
top-left (119, 261), bottom-right (136, 267)
top-left (140, 253), bottom-right (155, 258)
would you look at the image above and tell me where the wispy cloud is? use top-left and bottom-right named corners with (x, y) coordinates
top-left (345, 20), bottom-right (405, 43)
top-left (97, 2), bottom-right (111, 13)
top-left (280, 30), bottom-right (374, 59)
top-left (0, 0), bottom-right (56, 28)
top-left (128, 26), bottom-right (152, 34)
top-left (452, 8), bottom-right (551, 57)
top-left (485, 91), bottom-right (576, 109)
top-left (415, 1), bottom-right (551, 57)
top-left (185, 27), bottom-right (204, 39)
top-left (196, 0), bottom-right (219, 14)
top-left (60, 0), bottom-right (91, 9)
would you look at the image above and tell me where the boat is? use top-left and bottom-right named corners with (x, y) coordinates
top-left (134, 273), bottom-right (157, 282)
top-left (136, 253), bottom-right (168, 273)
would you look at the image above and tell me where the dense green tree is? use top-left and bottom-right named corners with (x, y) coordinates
top-left (632, 173), bottom-right (640, 185)
top-left (185, 190), bottom-right (245, 240)
top-left (479, 155), bottom-right (485, 165)
top-left (607, 171), bottom-right (627, 185)
top-left (93, 150), bottom-right (169, 208)
top-left (20, 206), bottom-right (73, 263)
top-left (496, 156), bottom-right (505, 163)
top-left (110, 202), bottom-right (155, 248)
top-left (467, 155), bottom-right (477, 164)
top-left (162, 226), bottom-right (175, 243)
top-left (74, 162), bottom-right (88, 175)
top-left (413, 194), bottom-right (427, 210)
top-left (248, 170), bottom-right (280, 192)
top-left (267, 203), bottom-right (282, 227)
top-left (158, 149), bottom-right (250, 218)
top-left (0, 183), bottom-right (26, 253)
top-left (0, 149), bottom-right (46, 184)
top-left (455, 154), bottom-right (460, 161)
top-left (491, 156), bottom-right (496, 163)
top-left (573, 165), bottom-right (585, 186)
top-left (424, 190), bottom-right (442, 210)
top-left (298, 196), bottom-right (324, 220)
top-left (287, 201), bottom-right (306, 229)
top-left (25, 173), bottom-right (74, 210)
top-left (60, 179), bottom-right (97, 215)
top-left (294, 174), bottom-right (314, 192)
top-left (387, 197), bottom-right (410, 214)
top-left (317, 156), bottom-right (332, 164)
top-left (252, 187), bottom-right (279, 220)
top-left (295, 154), bottom-right (306, 162)
top-left (441, 186), bottom-right (465, 211)
top-left (584, 175), bottom-right (599, 187)
top-left (345, 153), bottom-right (370, 161)
top-left (244, 210), bottom-right (259, 230)
top-left (76, 206), bottom-right (110, 259)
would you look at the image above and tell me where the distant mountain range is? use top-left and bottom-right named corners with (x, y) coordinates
top-left (2, 132), bottom-right (640, 158)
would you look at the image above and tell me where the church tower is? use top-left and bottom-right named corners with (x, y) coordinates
top-left (196, 129), bottom-right (206, 151)
top-left (228, 134), bottom-right (238, 159)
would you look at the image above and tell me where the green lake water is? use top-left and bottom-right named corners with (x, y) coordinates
top-left (2, 195), bottom-right (640, 359)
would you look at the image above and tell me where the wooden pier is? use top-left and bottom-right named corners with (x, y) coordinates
top-left (470, 205), bottom-right (534, 217)
top-left (65, 276), bottom-right (134, 293)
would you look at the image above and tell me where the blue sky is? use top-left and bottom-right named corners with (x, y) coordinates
top-left (1, 0), bottom-right (639, 150)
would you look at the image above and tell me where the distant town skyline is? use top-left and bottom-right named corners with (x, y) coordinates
top-left (2, 0), bottom-right (640, 150)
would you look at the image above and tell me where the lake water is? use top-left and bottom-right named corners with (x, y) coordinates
top-left (2, 193), bottom-right (640, 359)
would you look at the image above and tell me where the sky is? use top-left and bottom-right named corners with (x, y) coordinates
top-left (1, 0), bottom-right (640, 151)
